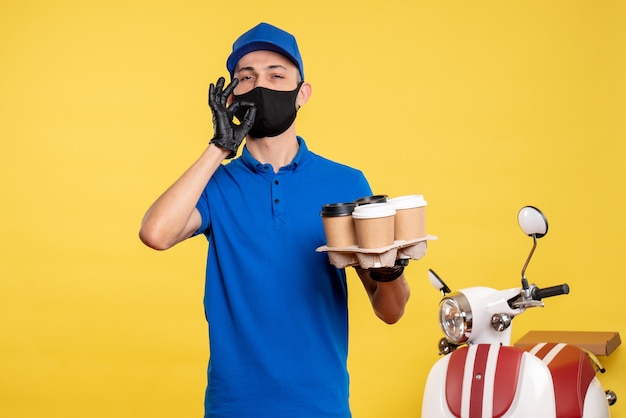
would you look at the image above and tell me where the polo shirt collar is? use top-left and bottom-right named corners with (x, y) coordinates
top-left (240, 136), bottom-right (309, 173)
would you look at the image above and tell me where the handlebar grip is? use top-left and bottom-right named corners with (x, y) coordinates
top-left (532, 284), bottom-right (570, 300)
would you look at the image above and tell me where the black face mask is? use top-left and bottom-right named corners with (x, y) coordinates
top-left (233, 82), bottom-right (302, 139)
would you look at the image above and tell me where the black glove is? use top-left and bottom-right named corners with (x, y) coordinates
top-left (208, 77), bottom-right (256, 159)
top-left (369, 259), bottom-right (408, 282)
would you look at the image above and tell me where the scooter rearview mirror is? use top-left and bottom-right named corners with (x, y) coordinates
top-left (428, 269), bottom-right (451, 295)
top-left (518, 206), bottom-right (548, 238)
top-left (518, 206), bottom-right (548, 290)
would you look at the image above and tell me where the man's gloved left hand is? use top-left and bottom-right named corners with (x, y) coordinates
top-left (369, 259), bottom-right (409, 282)
top-left (208, 77), bottom-right (256, 159)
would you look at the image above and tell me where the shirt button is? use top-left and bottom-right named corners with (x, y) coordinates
top-left (274, 199), bottom-right (280, 204)
top-left (274, 180), bottom-right (279, 185)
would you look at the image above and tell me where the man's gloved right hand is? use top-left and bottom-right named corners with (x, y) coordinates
top-left (208, 77), bottom-right (256, 159)
top-left (368, 258), bottom-right (409, 282)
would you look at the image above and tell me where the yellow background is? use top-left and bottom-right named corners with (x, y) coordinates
top-left (2, 0), bottom-right (624, 416)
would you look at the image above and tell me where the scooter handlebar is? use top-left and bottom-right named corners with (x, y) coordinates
top-left (532, 284), bottom-right (570, 300)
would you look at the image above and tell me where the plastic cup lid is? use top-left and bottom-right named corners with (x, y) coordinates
top-left (320, 202), bottom-right (356, 217)
top-left (351, 202), bottom-right (396, 219)
top-left (354, 194), bottom-right (388, 205)
top-left (388, 194), bottom-right (427, 210)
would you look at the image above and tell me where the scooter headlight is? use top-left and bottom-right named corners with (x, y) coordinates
top-left (439, 292), bottom-right (472, 343)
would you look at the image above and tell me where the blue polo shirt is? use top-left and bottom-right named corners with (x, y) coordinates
top-left (195, 137), bottom-right (372, 418)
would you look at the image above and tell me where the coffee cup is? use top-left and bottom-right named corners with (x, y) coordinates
top-left (388, 194), bottom-right (427, 240)
top-left (320, 203), bottom-right (357, 248)
top-left (352, 202), bottom-right (396, 248)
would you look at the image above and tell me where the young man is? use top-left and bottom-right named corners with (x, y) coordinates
top-left (139, 22), bottom-right (410, 418)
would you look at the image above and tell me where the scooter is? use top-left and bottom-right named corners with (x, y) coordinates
top-left (421, 206), bottom-right (617, 417)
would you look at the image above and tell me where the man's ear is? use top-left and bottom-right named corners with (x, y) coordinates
top-left (296, 82), bottom-right (312, 108)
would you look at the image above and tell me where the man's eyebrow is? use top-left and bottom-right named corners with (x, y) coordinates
top-left (237, 64), bottom-right (289, 73)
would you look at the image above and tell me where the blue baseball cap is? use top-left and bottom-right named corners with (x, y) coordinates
top-left (226, 22), bottom-right (305, 81)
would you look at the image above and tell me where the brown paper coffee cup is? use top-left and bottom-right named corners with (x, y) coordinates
top-left (388, 195), bottom-right (427, 240)
top-left (321, 203), bottom-right (357, 247)
top-left (352, 203), bottom-right (396, 248)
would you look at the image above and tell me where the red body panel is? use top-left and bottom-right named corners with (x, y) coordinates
top-left (525, 343), bottom-right (596, 417)
top-left (445, 345), bottom-right (523, 417)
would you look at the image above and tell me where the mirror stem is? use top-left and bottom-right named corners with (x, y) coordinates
top-left (521, 234), bottom-right (538, 290)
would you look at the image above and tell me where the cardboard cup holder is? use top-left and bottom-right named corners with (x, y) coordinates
top-left (316, 235), bottom-right (437, 269)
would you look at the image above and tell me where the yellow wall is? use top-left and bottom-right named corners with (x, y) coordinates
top-left (1, 0), bottom-right (624, 416)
